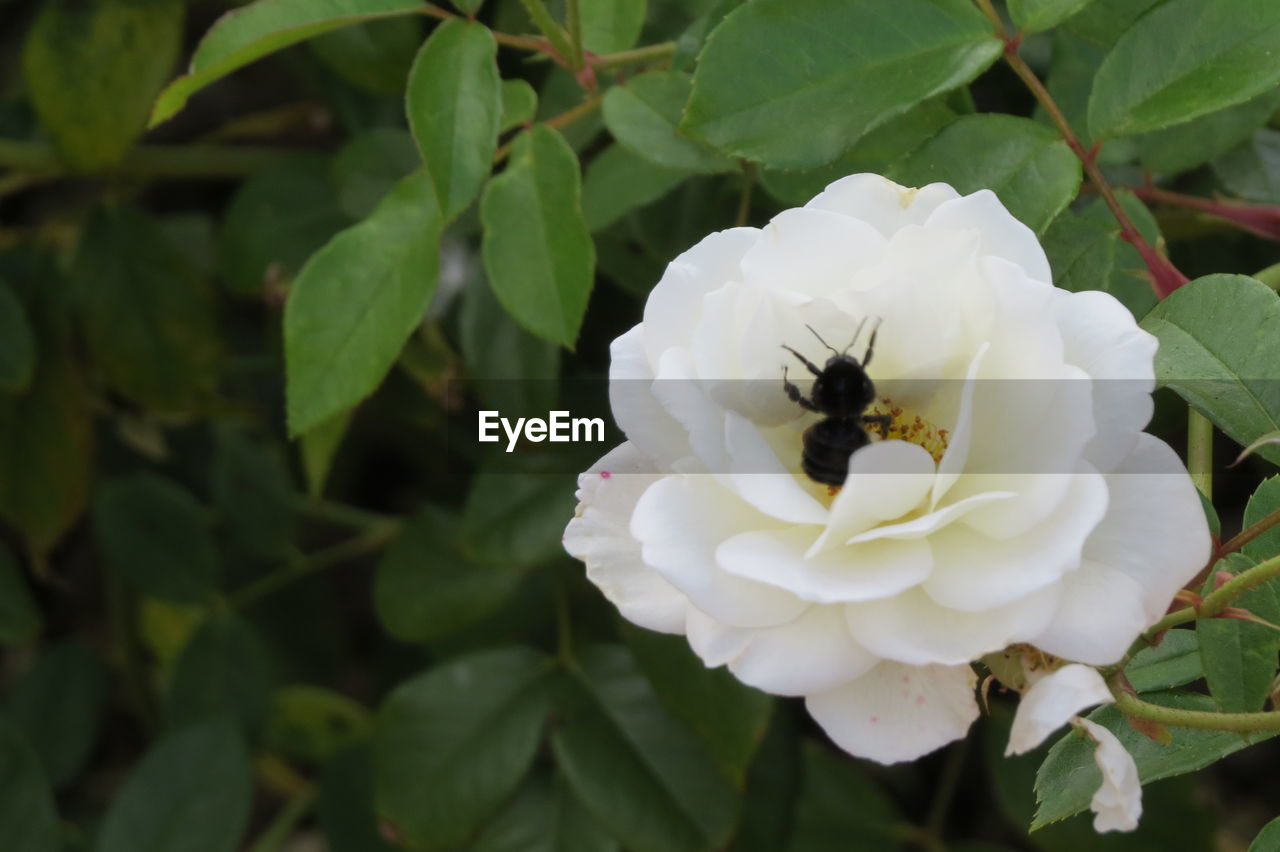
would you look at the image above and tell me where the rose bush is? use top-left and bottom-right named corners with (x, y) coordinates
top-left (564, 174), bottom-right (1210, 770)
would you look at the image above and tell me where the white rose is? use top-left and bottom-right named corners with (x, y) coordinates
top-left (563, 174), bottom-right (1210, 766)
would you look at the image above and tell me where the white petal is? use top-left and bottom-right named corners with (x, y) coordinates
top-left (564, 443), bottom-right (688, 633)
top-left (929, 343), bottom-right (987, 508)
top-left (1083, 434), bottom-right (1211, 623)
top-left (924, 189), bottom-right (1052, 284)
top-left (651, 347), bottom-right (730, 472)
top-left (741, 207), bottom-right (887, 300)
top-left (718, 527), bottom-right (932, 603)
top-left (609, 327), bottom-right (695, 470)
top-left (1078, 718), bottom-right (1143, 833)
top-left (846, 585), bottom-right (1061, 666)
top-left (844, 490), bottom-right (1016, 545)
top-left (631, 476), bottom-right (808, 627)
top-left (806, 661), bottom-right (979, 765)
top-left (810, 439), bottom-right (937, 554)
top-left (721, 411), bottom-right (827, 524)
top-left (643, 227), bottom-right (758, 364)
top-left (1052, 289), bottom-right (1157, 472)
top-left (924, 471), bottom-right (1108, 611)
top-left (1030, 561), bottom-right (1150, 666)
top-left (1006, 665), bottom-right (1112, 755)
top-left (806, 174), bottom-right (960, 238)
top-left (723, 606), bottom-right (878, 696)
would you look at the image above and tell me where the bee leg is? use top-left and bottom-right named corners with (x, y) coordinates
top-left (861, 321), bottom-right (881, 368)
top-left (782, 344), bottom-right (823, 378)
top-left (863, 413), bottom-right (892, 439)
top-left (783, 366), bottom-right (821, 412)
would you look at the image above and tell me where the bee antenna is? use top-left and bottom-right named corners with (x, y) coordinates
top-left (842, 317), bottom-right (869, 355)
top-left (805, 325), bottom-right (840, 356)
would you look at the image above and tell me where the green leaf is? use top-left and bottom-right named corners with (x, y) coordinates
top-left (552, 644), bottom-right (740, 852)
top-left (1008, 0), bottom-right (1096, 34)
top-left (263, 685), bottom-right (370, 763)
top-left (1250, 816), bottom-right (1280, 852)
top-left (1140, 274), bottom-right (1280, 466)
top-left (406, 19), bottom-right (502, 222)
top-left (374, 647), bottom-right (554, 848)
top-left (7, 639), bottom-right (106, 787)
top-left (285, 169), bottom-right (442, 435)
top-left (317, 744), bottom-right (393, 852)
top-left (299, 412), bottom-right (351, 498)
top-left (1033, 692), bottom-right (1275, 828)
top-left (74, 205), bottom-right (221, 412)
top-left (787, 741), bottom-right (900, 852)
top-left (311, 17), bottom-right (422, 94)
top-left (480, 126), bottom-right (595, 348)
top-left (165, 614), bottom-right (272, 734)
top-left (759, 98), bottom-right (955, 206)
top-left (332, 129), bottom-right (421, 220)
top-left (0, 718), bottom-right (58, 852)
top-left (458, 276), bottom-right (561, 413)
top-left (0, 540), bottom-right (40, 645)
top-left (736, 710), bottom-right (800, 852)
top-left (0, 281), bottom-right (34, 393)
top-left (473, 772), bottom-right (618, 852)
top-left (888, 114), bottom-right (1081, 233)
top-left (211, 428), bottom-right (297, 563)
top-left (96, 720), bottom-right (253, 852)
top-left (1041, 200), bottom-right (1157, 319)
top-left (23, 0), bottom-right (183, 170)
top-left (220, 157), bottom-right (350, 295)
top-left (1137, 87), bottom-right (1280, 175)
top-left (582, 144), bottom-right (688, 232)
top-left (1087, 0), bottom-right (1280, 139)
top-left (1214, 129), bottom-right (1280, 204)
top-left (1061, 0), bottom-right (1161, 47)
top-left (1242, 476), bottom-right (1280, 562)
top-left (1125, 629), bottom-right (1202, 693)
top-left (1198, 552), bottom-right (1280, 712)
top-left (459, 472), bottom-right (577, 567)
top-left (453, 0), bottom-right (485, 13)
top-left (150, 0), bottom-right (428, 126)
top-left (500, 79), bottom-right (539, 132)
top-left (374, 507), bottom-right (524, 642)
top-left (621, 624), bottom-right (772, 785)
top-left (0, 301), bottom-right (92, 555)
top-left (604, 71), bottom-right (736, 174)
top-left (93, 473), bottom-right (219, 604)
top-left (581, 0), bottom-right (646, 54)
top-left (682, 0), bottom-right (1001, 169)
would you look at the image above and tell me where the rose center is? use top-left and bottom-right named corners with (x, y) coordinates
top-left (865, 397), bottom-right (949, 463)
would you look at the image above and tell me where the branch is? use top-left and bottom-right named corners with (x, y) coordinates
top-left (973, 0), bottom-right (1190, 298)
top-left (1131, 184), bottom-right (1280, 242)
top-left (1145, 552), bottom-right (1280, 637)
top-left (1108, 670), bottom-right (1280, 732)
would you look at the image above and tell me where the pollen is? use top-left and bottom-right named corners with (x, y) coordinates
top-left (865, 398), bottom-right (950, 463)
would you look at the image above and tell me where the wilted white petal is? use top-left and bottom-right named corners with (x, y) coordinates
top-left (1078, 718), bottom-right (1143, 832)
top-left (806, 661), bottom-right (979, 765)
top-left (1006, 665), bottom-right (1112, 755)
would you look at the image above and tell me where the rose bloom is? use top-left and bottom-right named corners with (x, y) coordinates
top-left (563, 174), bottom-right (1209, 773)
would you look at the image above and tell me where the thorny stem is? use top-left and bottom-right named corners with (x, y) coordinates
top-left (565, 0), bottom-right (586, 71)
top-left (973, 0), bottom-right (1189, 298)
top-left (1217, 507), bottom-right (1280, 561)
top-left (1188, 409), bottom-right (1214, 500)
top-left (227, 525), bottom-right (398, 610)
top-left (518, 0), bottom-right (577, 68)
top-left (1130, 183), bottom-right (1280, 242)
top-left (735, 160), bottom-right (757, 226)
top-left (1107, 669), bottom-right (1280, 732)
top-left (1143, 553), bottom-right (1280, 638)
top-left (492, 94), bottom-right (603, 163)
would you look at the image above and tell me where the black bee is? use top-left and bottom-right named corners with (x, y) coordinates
top-left (782, 320), bottom-right (891, 487)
